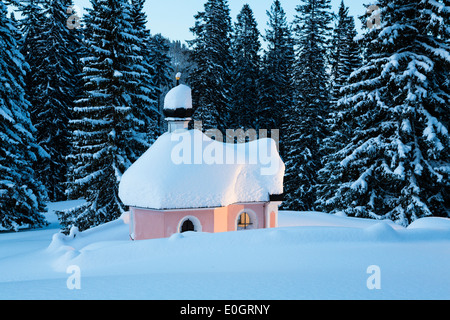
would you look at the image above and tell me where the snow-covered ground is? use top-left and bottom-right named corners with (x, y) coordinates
top-left (0, 200), bottom-right (449, 300)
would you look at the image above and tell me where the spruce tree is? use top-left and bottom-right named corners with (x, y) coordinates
top-left (329, 0), bottom-right (362, 102)
top-left (19, 0), bottom-right (45, 71)
top-left (283, 0), bottom-right (333, 211)
top-left (0, 1), bottom-right (47, 230)
top-left (149, 33), bottom-right (173, 130)
top-left (316, 0), bottom-right (362, 211)
top-left (188, 0), bottom-right (233, 132)
top-left (259, 0), bottom-right (294, 156)
top-left (168, 40), bottom-right (191, 84)
top-left (9, 12), bottom-right (21, 44)
top-left (60, 0), bottom-right (153, 232)
top-left (316, 0), bottom-right (449, 225)
top-left (23, 0), bottom-right (83, 201)
top-left (230, 4), bottom-right (261, 131)
top-left (129, 0), bottom-right (160, 146)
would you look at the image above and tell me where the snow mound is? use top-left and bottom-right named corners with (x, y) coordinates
top-left (364, 221), bottom-right (399, 241)
top-left (47, 213), bottom-right (130, 254)
top-left (279, 211), bottom-right (404, 230)
top-left (407, 217), bottom-right (450, 231)
top-left (118, 129), bottom-right (285, 210)
top-left (164, 84), bottom-right (192, 110)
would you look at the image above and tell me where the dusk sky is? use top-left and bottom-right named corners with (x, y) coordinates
top-left (72, 0), bottom-right (369, 44)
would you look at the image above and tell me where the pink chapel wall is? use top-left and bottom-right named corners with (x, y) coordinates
top-left (225, 203), bottom-right (266, 230)
top-left (130, 202), bottom-right (271, 240)
top-left (131, 207), bottom-right (214, 240)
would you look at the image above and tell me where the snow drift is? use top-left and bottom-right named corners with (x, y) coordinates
top-left (1, 201), bottom-right (449, 300)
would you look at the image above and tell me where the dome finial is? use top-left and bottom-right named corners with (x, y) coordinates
top-left (176, 72), bottom-right (182, 86)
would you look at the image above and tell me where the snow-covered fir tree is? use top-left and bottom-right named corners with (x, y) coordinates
top-left (19, 0), bottom-right (44, 64)
top-left (0, 1), bottom-right (47, 230)
top-left (60, 0), bottom-right (155, 232)
top-left (21, 0), bottom-right (83, 201)
top-left (149, 33), bottom-right (173, 130)
top-left (283, 0), bottom-right (333, 211)
top-left (230, 4), bottom-right (261, 131)
top-left (168, 40), bottom-right (191, 84)
top-left (316, 0), bottom-right (449, 225)
top-left (188, 0), bottom-right (233, 132)
top-left (129, 0), bottom-right (160, 146)
top-left (9, 11), bottom-right (21, 44)
top-left (316, 0), bottom-right (362, 210)
top-left (329, 0), bottom-right (362, 102)
top-left (259, 0), bottom-right (294, 157)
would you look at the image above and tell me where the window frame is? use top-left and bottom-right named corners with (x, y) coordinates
top-left (235, 209), bottom-right (258, 231)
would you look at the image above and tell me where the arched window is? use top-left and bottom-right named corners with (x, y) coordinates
top-left (181, 219), bottom-right (195, 233)
top-left (237, 211), bottom-right (253, 230)
top-left (178, 216), bottom-right (202, 233)
top-left (236, 209), bottom-right (258, 231)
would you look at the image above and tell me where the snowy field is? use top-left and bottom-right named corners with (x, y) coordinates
top-left (0, 200), bottom-right (449, 300)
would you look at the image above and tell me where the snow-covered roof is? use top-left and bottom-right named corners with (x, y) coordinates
top-left (118, 129), bottom-right (285, 210)
top-left (164, 84), bottom-right (192, 110)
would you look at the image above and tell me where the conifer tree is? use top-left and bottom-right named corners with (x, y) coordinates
top-left (230, 4), bottom-right (261, 130)
top-left (168, 40), bottom-right (191, 83)
top-left (188, 0), bottom-right (233, 132)
top-left (22, 0), bottom-right (83, 201)
top-left (329, 0), bottom-right (362, 101)
top-left (149, 33), bottom-right (173, 130)
top-left (283, 0), bottom-right (333, 211)
top-left (316, 0), bottom-right (449, 225)
top-left (259, 0), bottom-right (294, 156)
top-left (0, 1), bottom-right (47, 230)
top-left (60, 0), bottom-right (154, 232)
top-left (9, 12), bottom-right (21, 44)
top-left (316, 0), bottom-right (362, 210)
top-left (19, 0), bottom-right (45, 73)
top-left (129, 0), bottom-right (160, 146)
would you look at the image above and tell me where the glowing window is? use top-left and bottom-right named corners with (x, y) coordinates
top-left (237, 212), bottom-right (252, 230)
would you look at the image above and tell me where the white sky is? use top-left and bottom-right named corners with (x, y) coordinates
top-left (72, 0), bottom-right (369, 44)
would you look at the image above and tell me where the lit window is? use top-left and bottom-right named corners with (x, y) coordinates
top-left (237, 212), bottom-right (252, 230)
